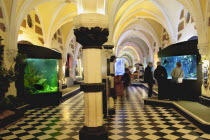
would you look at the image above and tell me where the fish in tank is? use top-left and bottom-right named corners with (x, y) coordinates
top-left (161, 55), bottom-right (197, 79)
top-left (24, 59), bottom-right (59, 94)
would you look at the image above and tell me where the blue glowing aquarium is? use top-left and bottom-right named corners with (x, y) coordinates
top-left (161, 55), bottom-right (197, 79)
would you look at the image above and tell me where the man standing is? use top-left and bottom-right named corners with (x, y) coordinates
top-left (144, 62), bottom-right (154, 97)
top-left (154, 61), bottom-right (168, 99)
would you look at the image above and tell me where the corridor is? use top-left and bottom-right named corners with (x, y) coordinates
top-left (0, 86), bottom-right (210, 140)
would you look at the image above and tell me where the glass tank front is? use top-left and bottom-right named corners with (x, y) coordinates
top-left (161, 55), bottom-right (197, 79)
top-left (24, 59), bottom-right (58, 94)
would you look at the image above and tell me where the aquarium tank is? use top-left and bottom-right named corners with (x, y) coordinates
top-left (161, 55), bottom-right (197, 79)
top-left (24, 59), bottom-right (58, 94)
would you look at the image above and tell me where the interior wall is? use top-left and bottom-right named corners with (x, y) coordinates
top-left (177, 8), bottom-right (197, 42)
top-left (18, 9), bottom-right (44, 46)
top-left (201, 3), bottom-right (210, 98)
top-left (0, 6), bottom-right (5, 45)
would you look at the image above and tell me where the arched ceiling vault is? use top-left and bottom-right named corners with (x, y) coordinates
top-left (117, 20), bottom-right (161, 51)
top-left (118, 39), bottom-right (146, 59)
top-left (8, 0), bottom-right (77, 48)
top-left (117, 30), bottom-right (153, 58)
top-left (118, 42), bottom-right (143, 62)
top-left (1, 0), bottom-right (208, 59)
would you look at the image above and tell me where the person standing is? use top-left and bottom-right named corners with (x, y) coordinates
top-left (170, 62), bottom-right (184, 100)
top-left (154, 61), bottom-right (168, 99)
top-left (122, 68), bottom-right (131, 94)
top-left (144, 62), bottom-right (154, 97)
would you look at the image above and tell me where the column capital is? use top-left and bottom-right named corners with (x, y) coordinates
top-left (73, 13), bottom-right (108, 29)
top-left (74, 27), bottom-right (109, 49)
top-left (103, 44), bottom-right (114, 50)
top-left (103, 43), bottom-right (114, 58)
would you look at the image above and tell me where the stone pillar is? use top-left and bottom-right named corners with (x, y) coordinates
top-left (103, 45), bottom-right (114, 77)
top-left (103, 45), bottom-right (115, 115)
top-left (73, 13), bottom-right (109, 140)
top-left (198, 43), bottom-right (210, 103)
top-left (110, 55), bottom-right (116, 98)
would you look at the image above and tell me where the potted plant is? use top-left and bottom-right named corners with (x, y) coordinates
top-left (0, 44), bottom-right (27, 129)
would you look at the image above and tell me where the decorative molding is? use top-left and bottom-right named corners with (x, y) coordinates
top-left (80, 83), bottom-right (105, 92)
top-left (27, 15), bottom-right (33, 28)
top-left (103, 45), bottom-right (114, 50)
top-left (73, 13), bottom-right (108, 29)
top-left (74, 27), bottom-right (109, 49)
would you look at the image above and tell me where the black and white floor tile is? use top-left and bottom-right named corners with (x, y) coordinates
top-left (1, 86), bottom-right (210, 140)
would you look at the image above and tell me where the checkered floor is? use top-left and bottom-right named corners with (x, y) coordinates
top-left (1, 86), bottom-right (210, 140)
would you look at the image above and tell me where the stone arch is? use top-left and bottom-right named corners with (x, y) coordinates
top-left (116, 30), bottom-right (153, 61)
top-left (18, 40), bottom-right (33, 45)
top-left (11, 1), bottom-right (76, 49)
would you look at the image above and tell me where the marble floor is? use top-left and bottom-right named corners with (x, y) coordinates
top-left (1, 86), bottom-right (210, 140)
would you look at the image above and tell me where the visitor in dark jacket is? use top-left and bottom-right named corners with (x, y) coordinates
top-left (122, 68), bottom-right (131, 91)
top-left (154, 61), bottom-right (168, 99)
top-left (144, 62), bottom-right (154, 97)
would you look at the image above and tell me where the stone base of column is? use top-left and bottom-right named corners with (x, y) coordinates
top-left (108, 108), bottom-right (115, 115)
top-left (110, 88), bottom-right (116, 99)
top-left (79, 126), bottom-right (108, 140)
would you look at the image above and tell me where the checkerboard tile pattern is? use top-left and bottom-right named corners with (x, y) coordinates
top-left (1, 86), bottom-right (210, 140)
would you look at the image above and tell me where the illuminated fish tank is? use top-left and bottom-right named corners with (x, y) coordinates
top-left (24, 59), bottom-right (58, 94)
top-left (161, 55), bottom-right (197, 79)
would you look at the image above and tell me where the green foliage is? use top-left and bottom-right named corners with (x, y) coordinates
top-left (0, 52), bottom-right (26, 97)
top-left (24, 61), bottom-right (44, 94)
top-left (24, 59), bottom-right (58, 94)
top-left (0, 47), bottom-right (27, 113)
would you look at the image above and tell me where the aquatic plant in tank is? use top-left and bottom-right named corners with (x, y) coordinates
top-left (161, 55), bottom-right (197, 79)
top-left (24, 59), bottom-right (58, 94)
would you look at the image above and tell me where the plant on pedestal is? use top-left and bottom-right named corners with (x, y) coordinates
top-left (0, 45), bottom-right (26, 114)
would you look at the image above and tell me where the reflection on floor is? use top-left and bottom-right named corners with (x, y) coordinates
top-left (60, 85), bottom-right (80, 96)
top-left (1, 86), bottom-right (210, 140)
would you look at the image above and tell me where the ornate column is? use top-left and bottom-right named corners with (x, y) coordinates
top-left (73, 13), bottom-right (109, 140)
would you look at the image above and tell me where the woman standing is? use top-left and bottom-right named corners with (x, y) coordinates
top-left (170, 62), bottom-right (184, 100)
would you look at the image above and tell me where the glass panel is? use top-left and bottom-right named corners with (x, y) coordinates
top-left (24, 59), bottom-right (58, 94)
top-left (161, 55), bottom-right (197, 79)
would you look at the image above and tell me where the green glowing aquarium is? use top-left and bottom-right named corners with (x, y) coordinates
top-left (24, 59), bottom-right (58, 94)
